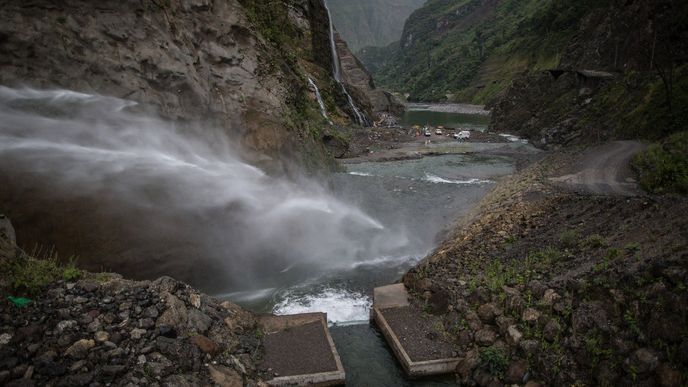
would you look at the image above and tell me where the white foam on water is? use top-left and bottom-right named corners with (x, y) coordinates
top-left (347, 171), bottom-right (373, 177)
top-left (499, 133), bottom-right (529, 143)
top-left (273, 288), bottom-right (372, 324)
top-left (423, 174), bottom-right (491, 185)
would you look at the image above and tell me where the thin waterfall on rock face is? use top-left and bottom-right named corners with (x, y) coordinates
top-left (323, 0), bottom-right (369, 127)
top-left (308, 77), bottom-right (333, 125)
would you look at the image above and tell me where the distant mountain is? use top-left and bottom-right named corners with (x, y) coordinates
top-left (326, 0), bottom-right (426, 52)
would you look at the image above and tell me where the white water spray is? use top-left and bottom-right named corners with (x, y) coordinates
top-left (0, 86), bottom-right (407, 290)
top-left (323, 0), bottom-right (369, 127)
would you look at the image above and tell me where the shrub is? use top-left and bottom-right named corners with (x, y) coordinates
top-left (479, 346), bottom-right (508, 377)
top-left (632, 131), bottom-right (688, 194)
top-left (559, 229), bottom-right (579, 249)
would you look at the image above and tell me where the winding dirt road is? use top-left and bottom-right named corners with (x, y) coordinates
top-left (550, 141), bottom-right (646, 196)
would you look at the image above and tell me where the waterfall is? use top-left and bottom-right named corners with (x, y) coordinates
top-left (323, 0), bottom-right (369, 127)
top-left (307, 77), bottom-right (332, 125)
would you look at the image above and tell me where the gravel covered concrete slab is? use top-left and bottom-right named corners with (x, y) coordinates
top-left (259, 313), bottom-right (345, 386)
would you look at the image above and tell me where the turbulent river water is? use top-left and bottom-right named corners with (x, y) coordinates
top-left (0, 88), bottom-right (534, 385)
top-left (222, 106), bottom-right (535, 385)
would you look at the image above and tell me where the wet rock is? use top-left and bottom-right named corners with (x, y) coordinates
top-left (94, 331), bottom-right (109, 343)
top-left (623, 348), bottom-right (659, 375)
top-left (542, 289), bottom-right (560, 305)
top-left (573, 301), bottom-right (609, 334)
top-left (457, 330), bottom-right (473, 347)
top-left (157, 293), bottom-right (188, 330)
top-left (130, 328), bottom-right (147, 340)
top-left (187, 309), bottom-right (212, 333)
top-left (457, 349), bottom-right (479, 380)
top-left (505, 358), bottom-right (529, 384)
top-left (428, 288), bottom-right (450, 314)
top-left (475, 327), bottom-right (497, 346)
top-left (208, 364), bottom-right (242, 387)
top-left (528, 280), bottom-right (547, 298)
top-left (495, 316), bottom-right (514, 335)
top-left (190, 293), bottom-right (202, 309)
top-left (57, 373), bottom-right (93, 386)
top-left (519, 339), bottom-right (539, 356)
top-left (522, 308), bottom-right (540, 324)
top-left (158, 325), bottom-right (177, 339)
top-left (101, 364), bottom-right (126, 376)
top-left (189, 334), bottom-right (220, 355)
top-left (0, 333), bottom-right (12, 345)
top-left (507, 325), bottom-right (523, 345)
top-left (543, 319), bottom-right (562, 341)
top-left (56, 319), bottom-right (78, 333)
top-left (657, 363), bottom-right (683, 387)
top-left (477, 303), bottom-right (500, 324)
top-left (69, 360), bottom-right (87, 372)
top-left (35, 359), bottom-right (66, 377)
top-left (595, 360), bottom-right (619, 386)
top-left (65, 339), bottom-right (95, 359)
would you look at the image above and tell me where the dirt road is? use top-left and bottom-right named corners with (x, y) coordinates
top-left (550, 141), bottom-right (646, 196)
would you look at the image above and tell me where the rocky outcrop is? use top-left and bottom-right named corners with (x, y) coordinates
top-left (0, 0), bottom-right (371, 170)
top-left (0, 218), bottom-right (264, 386)
top-left (335, 33), bottom-right (405, 118)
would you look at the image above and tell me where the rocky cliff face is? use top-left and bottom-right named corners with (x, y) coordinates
top-left (335, 33), bottom-right (405, 119)
top-left (0, 0), bottom-right (376, 170)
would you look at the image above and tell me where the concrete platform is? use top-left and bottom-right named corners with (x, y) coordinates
top-left (259, 313), bottom-right (345, 386)
top-left (372, 284), bottom-right (460, 377)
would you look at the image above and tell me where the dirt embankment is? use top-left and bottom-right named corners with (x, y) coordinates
top-left (403, 147), bottom-right (688, 386)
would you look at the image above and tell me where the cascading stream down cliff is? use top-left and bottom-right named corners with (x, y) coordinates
top-left (323, 0), bottom-right (369, 127)
top-left (0, 86), bottom-right (408, 290)
top-left (307, 77), bottom-right (333, 125)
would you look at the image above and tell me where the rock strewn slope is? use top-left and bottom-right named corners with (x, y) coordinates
top-left (403, 151), bottom-right (688, 386)
top-left (0, 218), bottom-right (263, 387)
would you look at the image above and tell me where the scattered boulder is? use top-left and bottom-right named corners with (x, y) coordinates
top-left (623, 348), bottom-right (659, 375)
top-left (475, 327), bottom-right (497, 346)
top-left (208, 365), bottom-right (242, 387)
top-left (189, 335), bottom-right (220, 355)
top-left (64, 339), bottom-right (95, 359)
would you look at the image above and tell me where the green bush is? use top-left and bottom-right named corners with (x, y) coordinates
top-left (2, 249), bottom-right (81, 295)
top-left (632, 131), bottom-right (688, 194)
top-left (3, 254), bottom-right (61, 295)
top-left (479, 346), bottom-right (508, 377)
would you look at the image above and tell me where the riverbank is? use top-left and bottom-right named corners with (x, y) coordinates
top-left (402, 145), bottom-right (688, 386)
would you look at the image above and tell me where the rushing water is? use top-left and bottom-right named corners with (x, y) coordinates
top-left (323, 0), bottom-right (369, 126)
top-left (0, 87), bottom-right (531, 384)
top-left (307, 76), bottom-right (332, 124)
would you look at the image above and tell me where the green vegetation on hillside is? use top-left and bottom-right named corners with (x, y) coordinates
top-left (360, 0), bottom-right (609, 102)
top-left (633, 131), bottom-right (688, 194)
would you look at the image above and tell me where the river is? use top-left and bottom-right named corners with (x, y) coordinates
top-left (224, 107), bottom-right (537, 385)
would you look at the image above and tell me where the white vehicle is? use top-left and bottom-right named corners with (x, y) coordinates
top-left (435, 128), bottom-right (443, 135)
top-left (454, 130), bottom-right (471, 140)
top-left (424, 129), bottom-right (431, 137)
